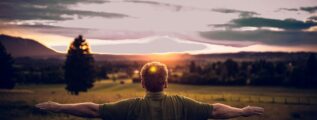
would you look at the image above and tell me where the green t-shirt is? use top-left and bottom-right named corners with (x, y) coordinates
top-left (99, 92), bottom-right (213, 120)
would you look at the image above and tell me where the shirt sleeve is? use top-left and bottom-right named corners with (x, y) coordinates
top-left (99, 98), bottom-right (136, 120)
top-left (181, 96), bottom-right (213, 120)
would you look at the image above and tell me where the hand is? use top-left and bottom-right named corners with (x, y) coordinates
top-left (241, 106), bottom-right (264, 117)
top-left (35, 101), bottom-right (62, 112)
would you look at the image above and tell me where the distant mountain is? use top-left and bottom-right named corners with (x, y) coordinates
top-left (0, 34), bottom-right (63, 58)
top-left (0, 34), bottom-right (190, 61)
top-left (0, 34), bottom-right (315, 61)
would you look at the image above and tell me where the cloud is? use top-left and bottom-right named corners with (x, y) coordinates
top-left (0, 0), bottom-right (130, 21)
top-left (127, 0), bottom-right (260, 17)
top-left (1, 0), bottom-right (106, 5)
top-left (213, 17), bottom-right (317, 30)
top-left (211, 8), bottom-right (259, 18)
top-left (276, 8), bottom-right (299, 12)
top-left (199, 30), bottom-right (317, 46)
top-left (276, 6), bottom-right (317, 13)
top-left (5, 24), bottom-right (156, 40)
top-left (19, 24), bottom-right (92, 37)
top-left (307, 16), bottom-right (317, 22)
top-left (300, 6), bottom-right (317, 13)
top-left (126, 0), bottom-right (183, 11)
top-left (52, 36), bottom-right (207, 54)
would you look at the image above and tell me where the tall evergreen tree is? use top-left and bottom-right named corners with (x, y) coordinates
top-left (64, 35), bottom-right (95, 95)
top-left (0, 41), bottom-right (15, 89)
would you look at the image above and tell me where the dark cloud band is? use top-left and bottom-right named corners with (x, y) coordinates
top-left (211, 8), bottom-right (259, 18)
top-left (212, 17), bottom-right (317, 30)
top-left (200, 30), bottom-right (317, 46)
top-left (300, 6), bottom-right (317, 13)
top-left (0, 0), bottom-right (130, 21)
top-left (277, 6), bottom-right (317, 13)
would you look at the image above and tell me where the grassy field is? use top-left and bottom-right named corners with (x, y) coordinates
top-left (1, 79), bottom-right (317, 120)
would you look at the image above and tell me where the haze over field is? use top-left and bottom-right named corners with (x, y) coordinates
top-left (0, 0), bottom-right (317, 54)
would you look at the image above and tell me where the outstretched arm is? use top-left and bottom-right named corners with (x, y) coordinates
top-left (35, 101), bottom-right (100, 118)
top-left (210, 103), bottom-right (264, 119)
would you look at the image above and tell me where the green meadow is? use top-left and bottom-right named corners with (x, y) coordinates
top-left (1, 79), bottom-right (317, 120)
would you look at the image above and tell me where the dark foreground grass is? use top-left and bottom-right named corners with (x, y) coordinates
top-left (1, 80), bottom-right (317, 120)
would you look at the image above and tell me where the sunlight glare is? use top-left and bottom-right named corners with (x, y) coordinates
top-left (149, 66), bottom-right (157, 73)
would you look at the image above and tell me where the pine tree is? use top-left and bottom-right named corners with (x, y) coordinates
top-left (64, 35), bottom-right (95, 95)
top-left (0, 40), bottom-right (15, 89)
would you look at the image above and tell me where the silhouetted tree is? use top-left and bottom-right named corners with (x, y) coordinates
top-left (224, 59), bottom-right (238, 77)
top-left (64, 35), bottom-right (95, 95)
top-left (250, 60), bottom-right (275, 85)
top-left (223, 59), bottom-right (241, 84)
top-left (0, 41), bottom-right (15, 89)
top-left (189, 61), bottom-right (196, 73)
top-left (305, 53), bottom-right (317, 87)
top-left (239, 62), bottom-right (251, 85)
top-left (275, 62), bottom-right (287, 85)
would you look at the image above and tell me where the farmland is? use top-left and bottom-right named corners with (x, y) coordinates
top-left (1, 79), bottom-right (317, 120)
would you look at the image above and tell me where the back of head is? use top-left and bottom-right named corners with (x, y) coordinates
top-left (140, 62), bottom-right (168, 92)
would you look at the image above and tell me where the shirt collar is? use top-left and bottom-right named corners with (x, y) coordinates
top-left (144, 91), bottom-right (166, 100)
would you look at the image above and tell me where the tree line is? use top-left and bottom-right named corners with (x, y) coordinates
top-left (172, 54), bottom-right (317, 88)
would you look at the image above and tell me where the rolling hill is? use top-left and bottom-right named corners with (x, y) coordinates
top-left (0, 34), bottom-right (62, 59)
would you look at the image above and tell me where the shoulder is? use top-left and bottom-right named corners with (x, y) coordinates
top-left (167, 94), bottom-right (184, 99)
top-left (115, 97), bottom-right (142, 105)
top-left (168, 95), bottom-right (193, 101)
top-left (169, 95), bottom-right (208, 106)
top-left (164, 95), bottom-right (191, 104)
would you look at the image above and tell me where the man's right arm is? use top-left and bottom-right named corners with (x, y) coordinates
top-left (36, 101), bottom-right (100, 118)
top-left (209, 103), bottom-right (264, 119)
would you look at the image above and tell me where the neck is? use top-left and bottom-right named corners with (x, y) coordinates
top-left (145, 91), bottom-right (165, 100)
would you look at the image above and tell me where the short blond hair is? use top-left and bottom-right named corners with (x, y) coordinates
top-left (140, 62), bottom-right (168, 92)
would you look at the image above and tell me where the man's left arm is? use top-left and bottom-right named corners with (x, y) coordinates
top-left (209, 103), bottom-right (264, 119)
top-left (35, 101), bottom-right (100, 118)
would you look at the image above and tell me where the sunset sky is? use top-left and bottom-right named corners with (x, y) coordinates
top-left (0, 0), bottom-right (317, 54)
